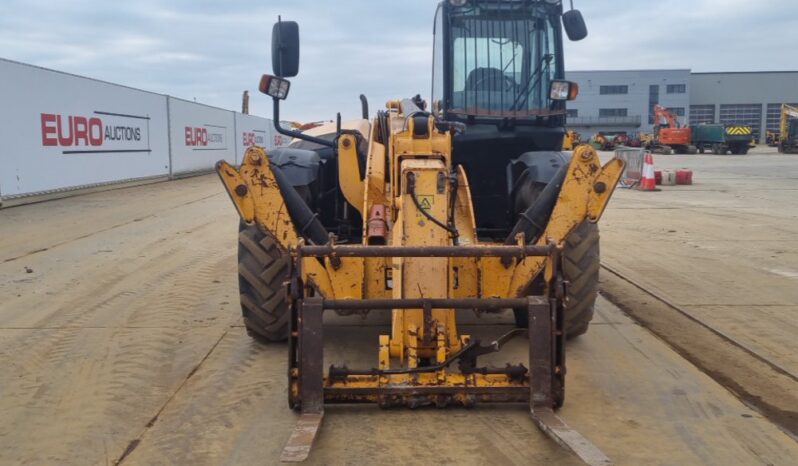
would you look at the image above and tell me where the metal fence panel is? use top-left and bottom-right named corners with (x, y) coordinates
top-left (0, 59), bottom-right (170, 198)
top-left (167, 97), bottom-right (236, 175)
top-left (614, 148), bottom-right (646, 188)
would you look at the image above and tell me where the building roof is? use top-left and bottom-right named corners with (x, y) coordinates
top-left (567, 67), bottom-right (798, 76)
top-left (691, 70), bottom-right (798, 75)
top-left (566, 69), bottom-right (690, 73)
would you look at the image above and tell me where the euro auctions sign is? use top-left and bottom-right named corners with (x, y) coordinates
top-left (184, 124), bottom-right (228, 150)
top-left (40, 110), bottom-right (151, 154)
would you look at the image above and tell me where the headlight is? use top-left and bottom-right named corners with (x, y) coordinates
top-left (449, 0), bottom-right (468, 6)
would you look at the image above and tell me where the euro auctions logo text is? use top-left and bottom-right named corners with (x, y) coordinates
top-left (40, 111), bottom-right (151, 154)
top-left (242, 130), bottom-right (266, 147)
top-left (185, 125), bottom-right (227, 150)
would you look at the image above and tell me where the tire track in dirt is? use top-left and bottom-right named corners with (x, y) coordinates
top-left (0, 210), bottom-right (237, 463)
top-left (117, 332), bottom-right (279, 465)
top-left (1, 192), bottom-right (222, 264)
top-left (599, 265), bottom-right (798, 439)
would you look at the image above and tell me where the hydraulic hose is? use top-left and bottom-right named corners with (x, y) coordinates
top-left (406, 172), bottom-right (459, 243)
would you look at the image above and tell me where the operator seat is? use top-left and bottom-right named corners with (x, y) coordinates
top-left (466, 67), bottom-right (507, 91)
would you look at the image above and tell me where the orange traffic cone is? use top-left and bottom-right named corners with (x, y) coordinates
top-left (637, 152), bottom-right (659, 191)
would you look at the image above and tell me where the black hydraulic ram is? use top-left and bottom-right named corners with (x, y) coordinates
top-left (505, 164), bottom-right (569, 245)
top-left (269, 163), bottom-right (330, 246)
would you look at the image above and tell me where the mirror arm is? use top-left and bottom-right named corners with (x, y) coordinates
top-left (272, 97), bottom-right (336, 148)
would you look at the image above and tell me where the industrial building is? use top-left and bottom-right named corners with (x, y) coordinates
top-left (565, 69), bottom-right (798, 141)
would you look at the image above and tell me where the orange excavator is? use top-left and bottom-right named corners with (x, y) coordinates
top-left (649, 105), bottom-right (696, 154)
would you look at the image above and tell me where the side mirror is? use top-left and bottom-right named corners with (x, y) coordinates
top-left (562, 10), bottom-right (588, 41)
top-left (272, 20), bottom-right (300, 77)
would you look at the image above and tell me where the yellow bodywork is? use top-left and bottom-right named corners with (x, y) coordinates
top-left (217, 104), bottom-right (623, 395)
top-left (562, 129), bottom-right (581, 150)
top-left (780, 104), bottom-right (798, 140)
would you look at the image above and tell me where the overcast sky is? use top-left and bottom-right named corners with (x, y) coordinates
top-left (2, 0), bottom-right (796, 121)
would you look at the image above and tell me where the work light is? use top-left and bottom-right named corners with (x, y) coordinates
top-left (259, 74), bottom-right (291, 100)
top-left (549, 80), bottom-right (579, 101)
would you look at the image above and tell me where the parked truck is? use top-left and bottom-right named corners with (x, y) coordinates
top-left (691, 124), bottom-right (752, 155)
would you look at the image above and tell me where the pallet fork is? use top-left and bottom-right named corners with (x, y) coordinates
top-left (281, 242), bottom-right (612, 466)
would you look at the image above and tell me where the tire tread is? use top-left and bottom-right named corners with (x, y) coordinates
top-left (238, 224), bottom-right (290, 342)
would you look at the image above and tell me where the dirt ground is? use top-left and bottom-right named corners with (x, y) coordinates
top-left (598, 146), bottom-right (798, 436)
top-left (1, 148), bottom-right (797, 465)
top-left (601, 146), bottom-right (798, 378)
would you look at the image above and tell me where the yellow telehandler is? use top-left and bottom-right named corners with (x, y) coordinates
top-left (217, 2), bottom-right (622, 464)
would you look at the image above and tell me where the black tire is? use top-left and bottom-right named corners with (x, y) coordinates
top-left (513, 221), bottom-right (600, 338)
top-left (238, 222), bottom-right (290, 342)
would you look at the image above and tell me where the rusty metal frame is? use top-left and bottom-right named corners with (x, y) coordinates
top-left (299, 243), bottom-right (555, 258)
top-left (281, 243), bottom-right (612, 465)
top-left (281, 296), bottom-right (612, 466)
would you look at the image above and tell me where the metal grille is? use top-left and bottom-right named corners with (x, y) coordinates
top-left (614, 148), bottom-right (646, 188)
top-left (719, 104), bottom-right (762, 140)
top-left (449, 6), bottom-right (556, 117)
top-left (690, 105), bottom-right (715, 124)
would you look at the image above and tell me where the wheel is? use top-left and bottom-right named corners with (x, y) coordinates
top-left (238, 222), bottom-right (291, 342)
top-left (513, 221), bottom-right (600, 339)
top-left (698, 146), bottom-right (705, 154)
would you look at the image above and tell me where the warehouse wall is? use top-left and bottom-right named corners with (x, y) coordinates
top-left (690, 72), bottom-right (798, 140)
top-left (563, 68), bottom-right (798, 142)
top-left (565, 69), bottom-right (691, 137)
top-left (0, 58), bottom-right (284, 203)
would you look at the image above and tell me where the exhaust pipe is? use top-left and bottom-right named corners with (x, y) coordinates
top-left (360, 94), bottom-right (369, 120)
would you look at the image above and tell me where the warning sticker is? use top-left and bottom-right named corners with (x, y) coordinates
top-left (415, 195), bottom-right (434, 218)
top-left (417, 195), bottom-right (433, 210)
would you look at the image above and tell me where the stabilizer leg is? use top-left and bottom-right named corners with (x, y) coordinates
top-left (528, 297), bottom-right (613, 466)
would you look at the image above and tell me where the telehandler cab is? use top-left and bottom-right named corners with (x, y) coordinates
top-left (217, 1), bottom-right (623, 464)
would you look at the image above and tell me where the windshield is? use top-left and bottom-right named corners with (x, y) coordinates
top-left (448, 5), bottom-right (558, 117)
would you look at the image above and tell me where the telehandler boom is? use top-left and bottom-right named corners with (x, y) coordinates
top-left (217, 2), bottom-right (623, 464)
